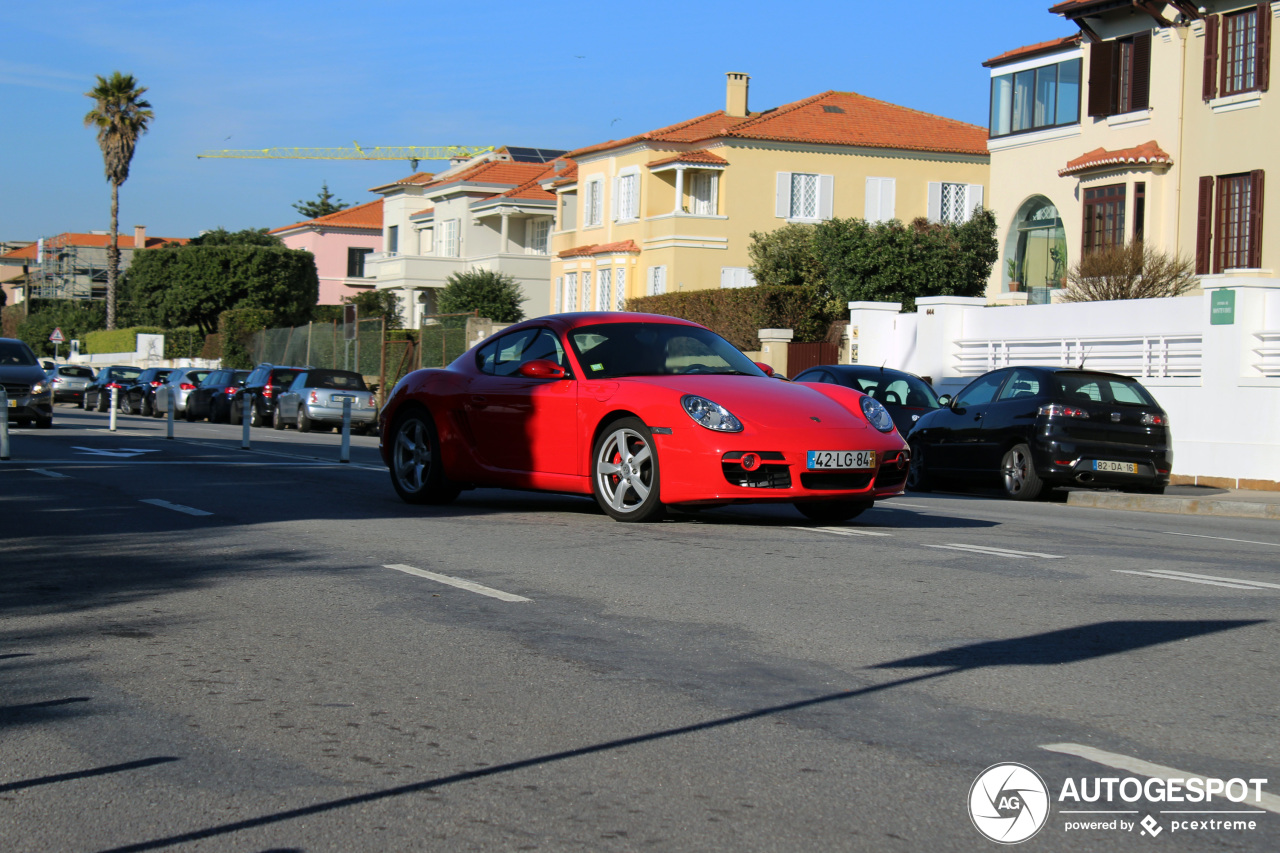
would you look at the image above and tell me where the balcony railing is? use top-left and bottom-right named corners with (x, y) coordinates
top-left (954, 334), bottom-right (1203, 379)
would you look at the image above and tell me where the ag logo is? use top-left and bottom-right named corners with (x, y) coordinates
top-left (969, 763), bottom-right (1050, 844)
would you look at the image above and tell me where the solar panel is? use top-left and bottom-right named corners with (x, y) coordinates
top-left (505, 147), bottom-right (570, 163)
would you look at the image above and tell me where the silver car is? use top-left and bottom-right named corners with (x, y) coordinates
top-left (46, 364), bottom-right (96, 404)
top-left (154, 368), bottom-right (212, 417)
top-left (274, 369), bottom-right (377, 433)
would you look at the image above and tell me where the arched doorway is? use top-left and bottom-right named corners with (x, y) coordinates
top-left (1005, 196), bottom-right (1067, 302)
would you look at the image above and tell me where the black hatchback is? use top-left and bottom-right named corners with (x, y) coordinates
top-left (905, 366), bottom-right (1171, 500)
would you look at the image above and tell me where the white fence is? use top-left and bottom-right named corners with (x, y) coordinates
top-left (849, 277), bottom-right (1280, 488)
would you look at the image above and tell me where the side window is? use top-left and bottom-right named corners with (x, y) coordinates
top-left (954, 371), bottom-right (1009, 408)
top-left (477, 329), bottom-right (550, 377)
top-left (996, 369), bottom-right (1042, 401)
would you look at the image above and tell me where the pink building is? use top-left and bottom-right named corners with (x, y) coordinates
top-left (271, 199), bottom-right (383, 305)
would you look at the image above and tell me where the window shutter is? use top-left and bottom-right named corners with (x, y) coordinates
top-left (1258, 2), bottom-right (1272, 92)
top-left (817, 175), bottom-right (834, 220)
top-left (776, 173), bottom-right (791, 218)
top-left (1249, 170), bottom-right (1265, 269)
top-left (964, 185), bottom-right (985, 221)
top-left (880, 178), bottom-right (896, 222)
top-left (927, 182), bottom-right (942, 223)
top-left (709, 173), bottom-right (719, 216)
top-left (1131, 32), bottom-right (1151, 111)
top-left (1203, 15), bottom-right (1220, 100)
top-left (1088, 41), bottom-right (1117, 116)
top-left (1195, 176), bottom-right (1214, 274)
top-left (555, 276), bottom-right (563, 312)
top-left (721, 267), bottom-right (733, 289)
top-left (865, 178), bottom-right (880, 221)
top-left (611, 177), bottom-right (620, 221)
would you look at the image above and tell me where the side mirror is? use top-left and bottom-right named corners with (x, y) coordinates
top-left (753, 361), bottom-right (775, 377)
top-left (939, 394), bottom-right (953, 407)
top-left (517, 359), bottom-right (567, 380)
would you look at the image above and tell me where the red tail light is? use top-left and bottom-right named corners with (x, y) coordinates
top-left (263, 381), bottom-right (273, 399)
top-left (106, 382), bottom-right (122, 389)
top-left (224, 386), bottom-right (238, 395)
top-left (150, 380), bottom-right (164, 387)
top-left (309, 390), bottom-right (319, 404)
top-left (180, 383), bottom-right (196, 391)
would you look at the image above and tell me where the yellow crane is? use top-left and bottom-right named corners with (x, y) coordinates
top-left (197, 142), bottom-right (495, 171)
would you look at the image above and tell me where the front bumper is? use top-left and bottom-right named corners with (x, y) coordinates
top-left (4, 392), bottom-right (53, 422)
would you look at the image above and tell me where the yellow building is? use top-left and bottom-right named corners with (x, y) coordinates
top-left (986, 1), bottom-right (1275, 302)
top-left (546, 74), bottom-right (990, 314)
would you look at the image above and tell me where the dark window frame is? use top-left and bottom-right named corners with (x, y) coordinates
top-left (1197, 170), bottom-right (1266, 273)
top-left (1203, 4), bottom-right (1272, 100)
top-left (346, 247), bottom-right (373, 278)
top-left (989, 57), bottom-right (1083, 139)
top-left (1082, 183), bottom-right (1128, 253)
top-left (1087, 31), bottom-right (1151, 118)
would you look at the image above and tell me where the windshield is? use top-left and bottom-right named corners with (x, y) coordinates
top-left (848, 373), bottom-right (940, 408)
top-left (567, 323), bottom-right (765, 379)
top-left (0, 340), bottom-right (39, 367)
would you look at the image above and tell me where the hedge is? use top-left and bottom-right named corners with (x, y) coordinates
top-left (625, 285), bottom-right (838, 351)
top-left (218, 308), bottom-right (273, 369)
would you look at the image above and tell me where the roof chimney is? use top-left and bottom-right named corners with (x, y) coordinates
top-left (726, 72), bottom-right (750, 117)
top-left (134, 225), bottom-right (146, 248)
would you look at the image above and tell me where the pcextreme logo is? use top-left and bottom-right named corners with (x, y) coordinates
top-left (969, 763), bottom-right (1051, 844)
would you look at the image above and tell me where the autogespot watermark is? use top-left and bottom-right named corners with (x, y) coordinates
top-left (969, 763), bottom-right (1269, 844)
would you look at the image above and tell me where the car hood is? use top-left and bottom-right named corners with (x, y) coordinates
top-left (617, 375), bottom-right (870, 430)
top-left (0, 365), bottom-right (48, 386)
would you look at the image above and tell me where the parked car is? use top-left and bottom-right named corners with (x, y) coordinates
top-left (186, 368), bottom-right (249, 422)
top-left (1, 337), bottom-right (54, 428)
top-left (905, 366), bottom-right (1171, 500)
top-left (275, 368), bottom-right (378, 433)
top-left (83, 365), bottom-right (142, 412)
top-left (793, 364), bottom-right (943, 438)
top-left (120, 367), bottom-right (173, 415)
top-left (45, 364), bottom-right (96, 405)
top-left (231, 364), bottom-right (307, 427)
top-left (154, 368), bottom-right (212, 418)
top-left (379, 312), bottom-right (911, 523)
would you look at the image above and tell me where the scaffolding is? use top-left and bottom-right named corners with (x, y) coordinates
top-left (30, 235), bottom-right (108, 300)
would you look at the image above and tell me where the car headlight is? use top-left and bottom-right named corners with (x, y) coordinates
top-left (32, 381), bottom-right (50, 395)
top-left (681, 395), bottom-right (743, 432)
top-left (859, 395), bottom-right (895, 432)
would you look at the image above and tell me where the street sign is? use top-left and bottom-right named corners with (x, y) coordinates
top-left (49, 327), bottom-right (65, 343)
top-left (1210, 289), bottom-right (1235, 325)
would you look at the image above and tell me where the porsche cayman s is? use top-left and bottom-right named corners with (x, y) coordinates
top-left (379, 313), bottom-right (910, 522)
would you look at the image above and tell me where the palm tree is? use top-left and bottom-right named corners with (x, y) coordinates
top-left (84, 72), bottom-right (153, 329)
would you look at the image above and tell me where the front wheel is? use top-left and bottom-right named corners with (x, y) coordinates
top-left (906, 441), bottom-right (932, 492)
top-left (389, 409), bottom-right (460, 505)
top-left (141, 396), bottom-right (153, 417)
top-left (592, 418), bottom-right (665, 522)
top-left (794, 500), bottom-right (872, 523)
top-left (1001, 443), bottom-right (1044, 501)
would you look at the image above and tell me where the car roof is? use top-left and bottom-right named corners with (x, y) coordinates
top-left (499, 312), bottom-right (706, 337)
top-left (805, 364), bottom-right (925, 381)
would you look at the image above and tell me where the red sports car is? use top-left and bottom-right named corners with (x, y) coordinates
top-left (379, 312), bottom-right (910, 522)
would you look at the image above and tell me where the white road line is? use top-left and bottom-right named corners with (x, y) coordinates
top-left (139, 499), bottom-right (213, 517)
top-left (1041, 743), bottom-right (1280, 815)
top-left (921, 543), bottom-right (1065, 559)
top-left (30, 469), bottom-right (70, 478)
top-left (791, 526), bottom-right (892, 537)
top-left (1149, 569), bottom-right (1280, 590)
top-left (881, 502), bottom-right (931, 508)
top-left (384, 564), bottom-right (531, 603)
top-left (1165, 532), bottom-right (1280, 548)
top-left (1112, 570), bottom-right (1263, 590)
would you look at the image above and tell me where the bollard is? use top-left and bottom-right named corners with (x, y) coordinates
top-left (109, 387), bottom-right (118, 432)
top-left (0, 387), bottom-right (9, 461)
top-left (339, 397), bottom-right (352, 464)
top-left (166, 389), bottom-right (175, 439)
top-left (241, 393), bottom-right (252, 450)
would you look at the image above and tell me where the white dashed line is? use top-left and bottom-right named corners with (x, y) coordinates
top-left (922, 543), bottom-right (1065, 559)
top-left (1041, 743), bottom-right (1280, 814)
top-left (139, 499), bottom-right (213, 517)
top-left (384, 564), bottom-right (531, 602)
top-left (1164, 532), bottom-right (1280, 548)
top-left (30, 469), bottom-right (70, 478)
top-left (792, 526), bottom-right (892, 537)
top-left (1112, 569), bottom-right (1270, 591)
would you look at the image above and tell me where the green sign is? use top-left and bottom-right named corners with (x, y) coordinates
top-left (1210, 289), bottom-right (1235, 325)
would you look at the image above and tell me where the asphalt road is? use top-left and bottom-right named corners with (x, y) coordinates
top-left (1, 406), bottom-right (1277, 852)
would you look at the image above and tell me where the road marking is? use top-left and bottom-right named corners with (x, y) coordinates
top-left (1165, 532), bottom-right (1280, 548)
top-left (30, 469), bottom-right (70, 478)
top-left (791, 526), bottom-right (892, 537)
top-left (384, 564), bottom-right (531, 602)
top-left (1040, 743), bottom-right (1280, 815)
top-left (139, 499), bottom-right (213, 517)
top-left (72, 446), bottom-right (163, 458)
top-left (881, 502), bottom-right (931, 508)
top-left (922, 543), bottom-right (1065, 559)
top-left (1112, 569), bottom-right (1268, 591)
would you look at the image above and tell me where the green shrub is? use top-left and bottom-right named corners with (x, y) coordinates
top-left (626, 284), bottom-right (838, 350)
top-left (218, 308), bottom-right (272, 369)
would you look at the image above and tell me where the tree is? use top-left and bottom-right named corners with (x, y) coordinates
top-left (191, 227), bottom-right (283, 247)
top-left (748, 222), bottom-right (827, 290)
top-left (1062, 242), bottom-right (1197, 302)
top-left (437, 269), bottom-right (525, 323)
top-left (293, 183), bottom-right (348, 219)
top-left (84, 71), bottom-right (153, 330)
top-left (344, 289), bottom-right (404, 329)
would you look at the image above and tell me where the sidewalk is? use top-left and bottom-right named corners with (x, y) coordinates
top-left (1066, 484), bottom-right (1280, 520)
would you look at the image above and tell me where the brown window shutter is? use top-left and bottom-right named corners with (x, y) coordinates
top-left (1258, 2), bottom-right (1271, 92)
top-left (1196, 176), bottom-right (1215, 275)
top-left (1249, 170), bottom-right (1265, 268)
top-left (1131, 32), bottom-right (1152, 110)
top-left (1088, 41), bottom-right (1117, 116)
top-left (1203, 15), bottom-right (1220, 100)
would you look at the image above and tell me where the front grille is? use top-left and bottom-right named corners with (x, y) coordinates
top-left (2, 383), bottom-right (30, 398)
top-left (800, 471), bottom-right (874, 491)
top-left (875, 465), bottom-right (908, 488)
top-left (721, 451), bottom-right (791, 489)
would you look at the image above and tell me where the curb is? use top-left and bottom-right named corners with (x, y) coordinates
top-left (1066, 491), bottom-right (1280, 520)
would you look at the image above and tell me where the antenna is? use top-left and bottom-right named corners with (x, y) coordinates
top-left (1078, 346), bottom-right (1091, 369)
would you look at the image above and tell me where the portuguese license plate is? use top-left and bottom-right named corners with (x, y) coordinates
top-left (6, 398), bottom-right (16, 408)
top-left (330, 394), bottom-right (356, 403)
top-left (807, 450), bottom-right (875, 470)
top-left (1094, 460), bottom-right (1139, 474)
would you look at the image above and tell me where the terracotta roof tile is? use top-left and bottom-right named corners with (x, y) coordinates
top-left (270, 199), bottom-right (383, 234)
top-left (984, 34), bottom-right (1082, 67)
top-left (368, 171), bottom-right (436, 193)
top-left (557, 240), bottom-right (640, 258)
top-left (431, 159), bottom-right (551, 190)
top-left (2, 233), bottom-right (188, 260)
top-left (1058, 141), bottom-right (1172, 176)
top-left (647, 149), bottom-right (729, 168)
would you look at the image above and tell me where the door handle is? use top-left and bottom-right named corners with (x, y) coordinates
top-left (470, 395), bottom-right (488, 408)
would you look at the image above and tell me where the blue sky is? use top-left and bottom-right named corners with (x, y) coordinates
top-left (0, 0), bottom-right (1075, 242)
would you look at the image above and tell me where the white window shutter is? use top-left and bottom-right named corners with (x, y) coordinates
top-left (776, 173), bottom-right (791, 218)
top-left (927, 182), bottom-right (942, 223)
top-left (721, 268), bottom-right (732, 289)
top-left (881, 178), bottom-right (896, 222)
top-left (611, 177), bottom-right (620, 221)
top-left (965, 184), bottom-right (984, 221)
top-left (555, 276), bottom-right (562, 312)
top-left (865, 178), bottom-right (880, 222)
top-left (817, 175), bottom-right (834, 220)
top-left (709, 174), bottom-right (719, 216)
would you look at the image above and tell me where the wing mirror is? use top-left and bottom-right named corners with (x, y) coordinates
top-left (939, 394), bottom-right (953, 407)
top-left (517, 359), bottom-right (567, 380)
top-left (754, 361), bottom-right (784, 378)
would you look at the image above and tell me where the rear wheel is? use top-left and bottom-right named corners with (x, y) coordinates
top-left (297, 408), bottom-right (312, 433)
top-left (592, 418), bottom-right (665, 522)
top-left (389, 409), bottom-right (460, 505)
top-left (250, 404), bottom-right (266, 428)
top-left (273, 407), bottom-right (287, 429)
top-left (141, 396), bottom-right (153, 417)
top-left (1001, 443), bottom-right (1044, 501)
top-left (229, 402), bottom-right (242, 426)
top-left (793, 500), bottom-right (872, 523)
top-left (906, 441), bottom-right (932, 492)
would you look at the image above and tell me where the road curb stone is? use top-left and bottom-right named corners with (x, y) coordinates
top-left (1067, 491), bottom-right (1280, 520)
